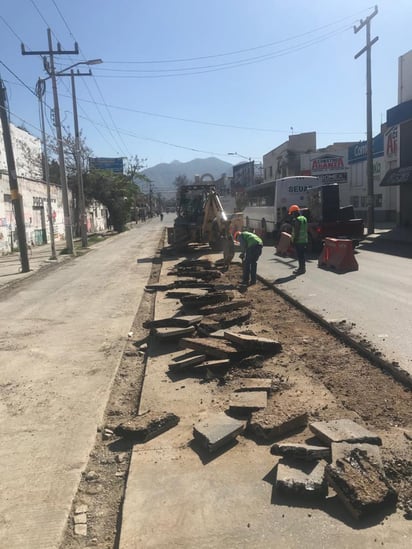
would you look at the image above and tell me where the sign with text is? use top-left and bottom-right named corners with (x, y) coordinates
top-left (89, 157), bottom-right (124, 173)
top-left (384, 125), bottom-right (400, 167)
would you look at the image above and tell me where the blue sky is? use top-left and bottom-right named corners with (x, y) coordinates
top-left (0, 0), bottom-right (411, 170)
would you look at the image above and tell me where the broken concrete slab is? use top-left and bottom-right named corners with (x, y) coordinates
top-left (271, 443), bottom-right (330, 461)
top-left (179, 337), bottom-right (240, 359)
top-left (325, 448), bottom-right (398, 520)
top-left (224, 331), bottom-right (282, 354)
top-left (228, 391), bottom-right (267, 415)
top-left (202, 359), bottom-right (231, 369)
top-left (234, 378), bottom-right (273, 392)
top-left (181, 291), bottom-right (234, 309)
top-left (169, 269), bottom-right (222, 281)
top-left (144, 315), bottom-right (203, 329)
top-left (309, 419), bottom-right (382, 446)
top-left (248, 408), bottom-right (308, 443)
top-left (193, 413), bottom-right (245, 453)
top-left (114, 411), bottom-right (180, 443)
top-left (166, 290), bottom-right (206, 299)
top-left (145, 283), bottom-right (174, 292)
top-left (276, 460), bottom-right (328, 497)
top-left (197, 310), bottom-right (252, 334)
top-left (154, 326), bottom-right (196, 339)
top-left (331, 442), bottom-right (383, 470)
top-left (175, 259), bottom-right (213, 269)
top-left (198, 299), bottom-right (250, 316)
top-left (168, 354), bottom-right (207, 372)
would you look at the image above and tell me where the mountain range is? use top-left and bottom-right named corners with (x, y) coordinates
top-left (142, 157), bottom-right (233, 194)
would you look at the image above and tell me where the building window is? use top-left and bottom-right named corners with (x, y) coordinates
top-left (269, 166), bottom-right (273, 178)
top-left (360, 196), bottom-right (367, 208)
top-left (350, 196), bottom-right (359, 207)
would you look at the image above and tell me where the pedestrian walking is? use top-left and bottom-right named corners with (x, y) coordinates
top-left (289, 204), bottom-right (308, 275)
top-left (236, 230), bottom-right (263, 285)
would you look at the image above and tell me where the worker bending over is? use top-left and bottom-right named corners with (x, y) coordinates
top-left (289, 204), bottom-right (308, 275)
top-left (236, 231), bottom-right (263, 286)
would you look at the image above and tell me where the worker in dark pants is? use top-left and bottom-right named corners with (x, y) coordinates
top-left (236, 231), bottom-right (263, 285)
top-left (289, 204), bottom-right (308, 275)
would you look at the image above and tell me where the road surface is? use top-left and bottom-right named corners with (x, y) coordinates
top-left (0, 221), bottom-right (163, 549)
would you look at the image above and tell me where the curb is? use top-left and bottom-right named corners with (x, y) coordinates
top-left (255, 272), bottom-right (412, 389)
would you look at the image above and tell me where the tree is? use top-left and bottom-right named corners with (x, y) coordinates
top-left (173, 174), bottom-right (191, 189)
top-left (83, 170), bottom-right (138, 232)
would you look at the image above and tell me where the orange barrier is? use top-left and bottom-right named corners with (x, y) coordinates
top-left (318, 237), bottom-right (358, 273)
top-left (276, 232), bottom-right (294, 257)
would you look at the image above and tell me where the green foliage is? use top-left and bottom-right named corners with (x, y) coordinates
top-left (173, 174), bottom-right (191, 189)
top-left (83, 170), bottom-right (139, 232)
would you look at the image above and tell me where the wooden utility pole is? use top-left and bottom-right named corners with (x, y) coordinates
top-left (354, 6), bottom-right (379, 235)
top-left (0, 79), bottom-right (30, 272)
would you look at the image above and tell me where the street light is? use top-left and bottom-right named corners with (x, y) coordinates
top-left (44, 58), bottom-right (103, 249)
top-left (64, 59), bottom-right (103, 247)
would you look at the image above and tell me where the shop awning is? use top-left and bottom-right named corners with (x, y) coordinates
top-left (380, 166), bottom-right (412, 186)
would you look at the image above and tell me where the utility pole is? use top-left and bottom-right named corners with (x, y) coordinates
top-left (22, 29), bottom-right (79, 254)
top-left (0, 79), bottom-right (30, 272)
top-left (36, 78), bottom-right (57, 260)
top-left (354, 5), bottom-right (379, 235)
top-left (71, 69), bottom-right (88, 247)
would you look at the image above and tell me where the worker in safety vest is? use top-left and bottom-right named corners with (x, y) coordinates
top-left (289, 204), bottom-right (308, 275)
top-left (235, 230), bottom-right (263, 285)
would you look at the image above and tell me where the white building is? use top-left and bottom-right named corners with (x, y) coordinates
top-left (0, 123), bottom-right (108, 254)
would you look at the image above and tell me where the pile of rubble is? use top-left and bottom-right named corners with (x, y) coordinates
top-left (118, 258), bottom-right (401, 522)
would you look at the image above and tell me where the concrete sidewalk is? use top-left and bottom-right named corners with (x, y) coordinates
top-left (0, 240), bottom-right (70, 292)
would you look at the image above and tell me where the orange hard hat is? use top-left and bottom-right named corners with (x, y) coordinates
top-left (288, 204), bottom-right (300, 215)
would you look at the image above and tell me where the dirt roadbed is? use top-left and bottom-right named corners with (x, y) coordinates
top-left (61, 247), bottom-right (412, 549)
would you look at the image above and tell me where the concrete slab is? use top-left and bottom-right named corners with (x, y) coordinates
top-left (228, 391), bottom-right (267, 414)
top-left (234, 378), bottom-right (273, 392)
top-left (179, 337), bottom-right (239, 359)
top-left (276, 460), bottom-right (328, 497)
top-left (310, 419), bottom-right (382, 446)
top-left (168, 353), bottom-right (207, 372)
top-left (193, 413), bottom-right (245, 452)
top-left (331, 442), bottom-right (383, 469)
top-left (249, 408), bottom-right (308, 442)
top-left (114, 411), bottom-right (180, 442)
top-left (224, 332), bottom-right (282, 354)
top-left (154, 326), bottom-right (196, 339)
top-left (325, 449), bottom-right (398, 520)
top-left (271, 443), bottom-right (330, 461)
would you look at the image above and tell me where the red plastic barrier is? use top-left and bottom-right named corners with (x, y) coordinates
top-left (276, 232), bottom-right (293, 257)
top-left (318, 238), bottom-right (358, 273)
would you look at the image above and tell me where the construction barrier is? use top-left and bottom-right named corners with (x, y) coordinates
top-left (275, 232), bottom-right (294, 257)
top-left (318, 237), bottom-right (358, 273)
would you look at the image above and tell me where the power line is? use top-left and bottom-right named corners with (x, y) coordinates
top-left (67, 92), bottom-right (364, 135)
top-left (50, 0), bottom-right (131, 157)
top-left (91, 25), bottom-right (352, 78)
top-left (105, 7), bottom-right (372, 65)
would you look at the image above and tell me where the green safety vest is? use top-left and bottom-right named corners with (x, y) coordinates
top-left (241, 231), bottom-right (263, 248)
top-left (292, 215), bottom-right (308, 244)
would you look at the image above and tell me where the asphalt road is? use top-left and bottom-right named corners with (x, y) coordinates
top-left (0, 220), bottom-right (164, 549)
top-left (256, 239), bottom-right (412, 378)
